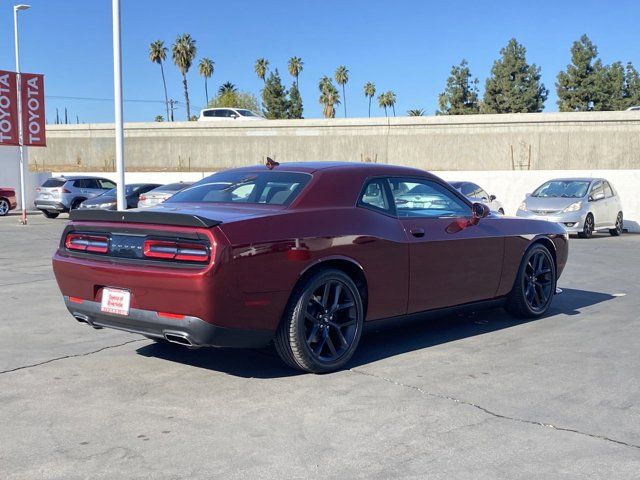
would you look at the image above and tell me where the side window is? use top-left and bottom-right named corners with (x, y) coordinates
top-left (72, 179), bottom-right (86, 189)
top-left (590, 181), bottom-right (604, 200)
top-left (83, 179), bottom-right (100, 189)
top-left (477, 188), bottom-right (490, 200)
top-left (99, 179), bottom-right (116, 189)
top-left (389, 178), bottom-right (470, 218)
top-left (603, 181), bottom-right (613, 198)
top-left (203, 110), bottom-right (215, 117)
top-left (359, 179), bottom-right (392, 213)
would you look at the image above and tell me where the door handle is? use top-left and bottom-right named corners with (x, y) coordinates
top-left (409, 227), bottom-right (425, 238)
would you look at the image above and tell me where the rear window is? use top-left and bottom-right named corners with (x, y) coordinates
top-left (161, 183), bottom-right (193, 192)
top-left (42, 178), bottom-right (65, 188)
top-left (166, 171), bottom-right (311, 206)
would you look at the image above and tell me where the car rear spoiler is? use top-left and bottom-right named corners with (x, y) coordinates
top-left (69, 209), bottom-right (221, 228)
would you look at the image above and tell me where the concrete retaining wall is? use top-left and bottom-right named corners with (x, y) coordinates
top-left (32, 111), bottom-right (640, 172)
top-left (52, 169), bottom-right (640, 233)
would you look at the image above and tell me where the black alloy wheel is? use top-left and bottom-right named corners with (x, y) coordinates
top-left (275, 269), bottom-right (364, 373)
top-left (609, 212), bottom-right (623, 236)
top-left (579, 214), bottom-right (594, 238)
top-left (506, 243), bottom-right (556, 318)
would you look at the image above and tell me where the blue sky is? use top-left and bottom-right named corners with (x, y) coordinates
top-left (0, 0), bottom-right (638, 123)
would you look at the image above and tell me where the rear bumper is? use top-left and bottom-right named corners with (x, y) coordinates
top-left (35, 200), bottom-right (68, 212)
top-left (63, 296), bottom-right (273, 348)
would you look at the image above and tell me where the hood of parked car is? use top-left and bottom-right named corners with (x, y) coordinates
top-left (81, 195), bottom-right (119, 207)
top-left (146, 202), bottom-right (287, 223)
top-left (523, 196), bottom-right (583, 211)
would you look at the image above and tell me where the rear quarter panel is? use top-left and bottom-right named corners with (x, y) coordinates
top-left (219, 206), bottom-right (409, 322)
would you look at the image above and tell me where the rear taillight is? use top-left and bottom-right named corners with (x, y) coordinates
top-left (65, 233), bottom-right (109, 254)
top-left (35, 187), bottom-right (41, 192)
top-left (143, 239), bottom-right (210, 263)
top-left (139, 195), bottom-right (147, 201)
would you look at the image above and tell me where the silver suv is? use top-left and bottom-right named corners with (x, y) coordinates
top-left (34, 176), bottom-right (116, 218)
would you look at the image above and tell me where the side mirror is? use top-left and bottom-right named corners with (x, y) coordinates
top-left (490, 194), bottom-right (497, 201)
top-left (471, 202), bottom-right (490, 224)
top-left (230, 113), bottom-right (238, 119)
top-left (589, 192), bottom-right (605, 202)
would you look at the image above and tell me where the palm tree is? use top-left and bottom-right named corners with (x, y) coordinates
top-left (377, 92), bottom-right (388, 117)
top-left (288, 56), bottom-right (304, 87)
top-left (386, 91), bottom-right (397, 116)
top-left (319, 76), bottom-right (340, 118)
top-left (255, 58), bottom-right (269, 83)
top-left (407, 108), bottom-right (425, 116)
top-left (334, 65), bottom-right (349, 117)
top-left (149, 40), bottom-right (170, 121)
top-left (198, 57), bottom-right (215, 105)
top-left (363, 82), bottom-right (376, 118)
top-left (172, 34), bottom-right (197, 120)
top-left (218, 82), bottom-right (237, 95)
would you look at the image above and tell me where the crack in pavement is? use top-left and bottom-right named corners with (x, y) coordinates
top-left (350, 367), bottom-right (640, 451)
top-left (0, 339), bottom-right (146, 375)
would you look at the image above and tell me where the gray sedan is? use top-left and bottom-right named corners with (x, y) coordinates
top-left (516, 178), bottom-right (623, 238)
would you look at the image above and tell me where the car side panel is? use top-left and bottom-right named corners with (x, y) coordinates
top-left (219, 207), bottom-right (410, 322)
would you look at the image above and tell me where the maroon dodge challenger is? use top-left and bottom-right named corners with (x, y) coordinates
top-left (53, 162), bottom-right (568, 373)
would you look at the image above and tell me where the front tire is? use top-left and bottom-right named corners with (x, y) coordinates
top-left (578, 213), bottom-right (594, 238)
top-left (506, 243), bottom-right (556, 318)
top-left (609, 212), bottom-right (623, 236)
top-left (274, 269), bottom-right (364, 373)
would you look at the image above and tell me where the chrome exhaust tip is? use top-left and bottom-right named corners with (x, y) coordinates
top-left (74, 314), bottom-right (90, 324)
top-left (164, 332), bottom-right (194, 347)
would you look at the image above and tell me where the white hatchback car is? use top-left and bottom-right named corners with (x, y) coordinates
top-left (516, 178), bottom-right (624, 238)
top-left (198, 108), bottom-right (264, 121)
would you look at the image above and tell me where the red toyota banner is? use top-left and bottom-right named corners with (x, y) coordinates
top-left (0, 70), bottom-right (20, 146)
top-left (20, 72), bottom-right (46, 147)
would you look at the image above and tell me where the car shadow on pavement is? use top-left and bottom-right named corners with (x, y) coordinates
top-left (135, 288), bottom-right (615, 378)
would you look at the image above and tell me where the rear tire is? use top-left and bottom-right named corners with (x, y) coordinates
top-left (498, 208), bottom-right (505, 215)
top-left (578, 213), bottom-right (594, 238)
top-left (0, 199), bottom-right (9, 216)
top-left (506, 243), bottom-right (557, 318)
top-left (42, 210), bottom-right (59, 219)
top-left (609, 212), bottom-right (623, 236)
top-left (274, 269), bottom-right (364, 373)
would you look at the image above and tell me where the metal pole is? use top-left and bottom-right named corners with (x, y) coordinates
top-left (13, 6), bottom-right (27, 225)
top-left (112, 0), bottom-right (126, 210)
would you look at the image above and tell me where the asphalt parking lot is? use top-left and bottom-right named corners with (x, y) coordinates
top-left (1, 212), bottom-right (639, 479)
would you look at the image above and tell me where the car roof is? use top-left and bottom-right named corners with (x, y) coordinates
top-left (546, 177), bottom-right (603, 183)
top-left (228, 161), bottom-right (435, 177)
top-left (52, 175), bottom-right (111, 181)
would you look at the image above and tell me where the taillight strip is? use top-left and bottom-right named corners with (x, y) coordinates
top-left (65, 233), bottom-right (109, 254)
top-left (143, 239), bottom-right (210, 263)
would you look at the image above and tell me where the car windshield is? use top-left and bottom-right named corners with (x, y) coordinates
top-left (236, 109), bottom-right (260, 117)
top-left (156, 183), bottom-right (193, 192)
top-left (532, 180), bottom-right (590, 198)
top-left (166, 171), bottom-right (311, 206)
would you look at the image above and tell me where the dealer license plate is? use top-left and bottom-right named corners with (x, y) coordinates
top-left (100, 288), bottom-right (131, 316)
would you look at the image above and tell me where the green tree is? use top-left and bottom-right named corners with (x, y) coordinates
top-left (386, 91), bottom-right (397, 116)
top-left (364, 82), bottom-right (376, 117)
top-left (437, 59), bottom-right (480, 115)
top-left (407, 108), bottom-right (425, 116)
top-left (218, 82), bottom-right (237, 95)
top-left (288, 56), bottom-right (304, 86)
top-left (377, 92), bottom-right (389, 117)
top-left (288, 82), bottom-right (303, 118)
top-left (149, 40), bottom-right (170, 121)
top-left (556, 34), bottom-right (607, 111)
top-left (601, 62), bottom-right (626, 111)
top-left (319, 76), bottom-right (340, 118)
top-left (198, 57), bottom-right (215, 105)
top-left (624, 63), bottom-right (640, 107)
top-left (482, 38), bottom-right (548, 113)
top-left (208, 90), bottom-right (260, 111)
top-left (335, 65), bottom-right (349, 117)
top-left (262, 69), bottom-right (289, 119)
top-left (172, 34), bottom-right (197, 119)
top-left (255, 58), bottom-right (269, 83)
top-left (154, 115), bottom-right (164, 122)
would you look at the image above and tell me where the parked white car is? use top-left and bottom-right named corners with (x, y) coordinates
top-left (449, 181), bottom-right (505, 214)
top-left (516, 178), bottom-right (624, 238)
top-left (198, 108), bottom-right (264, 121)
